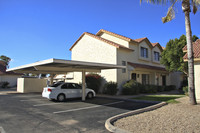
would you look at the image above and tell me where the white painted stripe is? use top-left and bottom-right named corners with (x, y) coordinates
top-left (20, 99), bottom-right (47, 101)
top-left (34, 103), bottom-right (63, 107)
top-left (18, 95), bottom-right (41, 98)
top-left (53, 101), bottom-right (124, 114)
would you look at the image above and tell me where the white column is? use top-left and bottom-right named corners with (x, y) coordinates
top-left (82, 70), bottom-right (86, 101)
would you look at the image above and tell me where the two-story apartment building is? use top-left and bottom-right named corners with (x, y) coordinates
top-left (69, 29), bottom-right (175, 92)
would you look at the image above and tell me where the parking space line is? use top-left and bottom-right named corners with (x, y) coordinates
top-left (33, 103), bottom-right (63, 107)
top-left (53, 101), bottom-right (124, 114)
top-left (20, 95), bottom-right (42, 98)
top-left (20, 99), bottom-right (47, 102)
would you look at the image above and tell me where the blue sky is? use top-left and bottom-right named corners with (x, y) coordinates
top-left (0, 0), bottom-right (200, 68)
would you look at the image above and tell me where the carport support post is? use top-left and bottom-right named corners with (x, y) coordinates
top-left (50, 74), bottom-right (55, 85)
top-left (82, 70), bottom-right (86, 101)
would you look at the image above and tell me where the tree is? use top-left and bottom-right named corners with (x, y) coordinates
top-left (140, 0), bottom-right (200, 105)
top-left (161, 35), bottom-right (198, 74)
top-left (0, 55), bottom-right (11, 69)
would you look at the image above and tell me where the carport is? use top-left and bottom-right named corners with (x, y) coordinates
top-left (7, 58), bottom-right (125, 101)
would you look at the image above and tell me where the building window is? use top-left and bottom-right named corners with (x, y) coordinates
top-left (156, 75), bottom-right (159, 85)
top-left (142, 74), bottom-right (149, 85)
top-left (154, 51), bottom-right (160, 61)
top-left (122, 61), bottom-right (126, 73)
top-left (131, 73), bottom-right (136, 80)
top-left (141, 47), bottom-right (148, 58)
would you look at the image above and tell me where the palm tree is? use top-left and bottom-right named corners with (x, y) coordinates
top-left (140, 0), bottom-right (200, 105)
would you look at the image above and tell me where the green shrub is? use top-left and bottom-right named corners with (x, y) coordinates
top-left (122, 80), bottom-right (140, 95)
top-left (163, 85), bottom-right (176, 91)
top-left (86, 73), bottom-right (102, 93)
top-left (181, 79), bottom-right (188, 87)
top-left (0, 81), bottom-right (9, 88)
top-left (146, 85), bottom-right (157, 93)
top-left (169, 85), bottom-right (176, 90)
top-left (103, 82), bottom-right (118, 95)
top-left (183, 86), bottom-right (188, 95)
top-left (157, 86), bottom-right (164, 92)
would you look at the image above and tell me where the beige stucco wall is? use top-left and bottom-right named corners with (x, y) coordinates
top-left (169, 72), bottom-right (183, 89)
top-left (116, 40), bottom-right (167, 90)
top-left (152, 46), bottom-right (162, 64)
top-left (0, 75), bottom-right (21, 87)
top-left (99, 32), bottom-right (129, 48)
top-left (129, 69), bottom-right (170, 86)
top-left (138, 41), bottom-right (152, 62)
top-left (71, 34), bottom-right (117, 84)
top-left (194, 61), bottom-right (200, 102)
top-left (128, 41), bottom-right (165, 67)
top-left (17, 78), bottom-right (47, 93)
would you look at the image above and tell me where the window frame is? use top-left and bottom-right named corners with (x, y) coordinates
top-left (142, 74), bottom-right (149, 85)
top-left (154, 51), bottom-right (160, 61)
top-left (141, 47), bottom-right (148, 58)
top-left (122, 61), bottom-right (126, 73)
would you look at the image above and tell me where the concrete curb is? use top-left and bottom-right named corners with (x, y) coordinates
top-left (105, 102), bottom-right (167, 133)
top-left (97, 96), bottom-right (160, 104)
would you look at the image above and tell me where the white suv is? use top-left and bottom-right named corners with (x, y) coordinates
top-left (42, 82), bottom-right (96, 102)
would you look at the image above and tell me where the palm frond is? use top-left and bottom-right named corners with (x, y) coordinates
top-left (162, 0), bottom-right (178, 23)
top-left (192, 0), bottom-right (200, 14)
top-left (162, 6), bottom-right (175, 23)
top-left (140, 0), bottom-right (176, 5)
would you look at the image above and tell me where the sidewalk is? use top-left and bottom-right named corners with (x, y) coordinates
top-left (0, 87), bottom-right (19, 94)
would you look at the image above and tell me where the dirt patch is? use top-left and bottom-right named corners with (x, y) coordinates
top-left (114, 96), bottom-right (200, 133)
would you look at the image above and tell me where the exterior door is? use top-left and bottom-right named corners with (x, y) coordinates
top-left (162, 75), bottom-right (166, 86)
top-left (131, 73), bottom-right (137, 80)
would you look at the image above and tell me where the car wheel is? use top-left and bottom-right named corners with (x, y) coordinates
top-left (87, 92), bottom-right (93, 99)
top-left (57, 94), bottom-right (66, 102)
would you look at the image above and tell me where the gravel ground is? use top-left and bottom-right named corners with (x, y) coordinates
top-left (114, 96), bottom-right (200, 133)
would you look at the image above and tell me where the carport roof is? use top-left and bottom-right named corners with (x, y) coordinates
top-left (7, 58), bottom-right (125, 74)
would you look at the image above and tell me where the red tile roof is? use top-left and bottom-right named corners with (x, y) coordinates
top-left (96, 29), bottom-right (134, 42)
top-left (69, 32), bottom-right (134, 51)
top-left (128, 62), bottom-right (166, 71)
top-left (70, 29), bottom-right (164, 51)
top-left (183, 39), bottom-right (200, 59)
top-left (134, 37), bottom-right (147, 43)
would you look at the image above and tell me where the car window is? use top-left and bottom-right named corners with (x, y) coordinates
top-left (75, 84), bottom-right (81, 89)
top-left (68, 83), bottom-right (76, 89)
top-left (61, 83), bottom-right (81, 89)
top-left (51, 81), bottom-right (63, 87)
top-left (61, 83), bottom-right (69, 89)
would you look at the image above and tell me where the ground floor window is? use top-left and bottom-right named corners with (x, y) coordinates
top-left (142, 74), bottom-right (149, 85)
top-left (131, 73), bottom-right (136, 80)
top-left (156, 74), bottom-right (159, 85)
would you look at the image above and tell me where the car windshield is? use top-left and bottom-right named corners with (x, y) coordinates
top-left (51, 81), bottom-right (63, 87)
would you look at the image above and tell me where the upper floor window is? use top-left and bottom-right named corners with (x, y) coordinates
top-left (154, 51), bottom-right (160, 61)
top-left (122, 61), bottom-right (126, 73)
top-left (122, 61), bottom-right (126, 66)
top-left (141, 47), bottom-right (148, 58)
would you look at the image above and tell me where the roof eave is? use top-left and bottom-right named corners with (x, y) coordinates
top-left (96, 29), bottom-right (132, 42)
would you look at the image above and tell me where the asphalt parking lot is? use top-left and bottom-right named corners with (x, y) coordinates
top-left (0, 93), bottom-right (156, 133)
